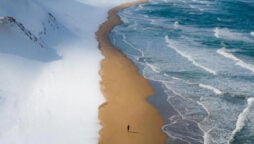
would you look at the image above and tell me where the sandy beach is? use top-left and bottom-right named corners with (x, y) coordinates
top-left (96, 0), bottom-right (167, 144)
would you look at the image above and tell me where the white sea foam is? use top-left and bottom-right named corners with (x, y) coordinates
top-left (228, 98), bottom-right (254, 143)
top-left (189, 4), bottom-right (195, 8)
top-left (196, 101), bottom-right (211, 144)
top-left (203, 131), bottom-right (210, 144)
top-left (150, 19), bottom-right (156, 25)
top-left (217, 18), bottom-right (232, 22)
top-left (216, 48), bottom-right (239, 61)
top-left (251, 32), bottom-right (254, 37)
top-left (217, 48), bottom-right (254, 73)
top-left (165, 36), bottom-right (217, 75)
top-left (188, 4), bottom-right (205, 11)
top-left (169, 75), bottom-right (222, 95)
top-left (172, 76), bottom-right (181, 80)
top-left (144, 15), bottom-right (149, 18)
top-left (199, 84), bottom-right (222, 95)
top-left (213, 27), bottom-right (220, 38)
top-left (138, 4), bottom-right (144, 9)
top-left (214, 27), bottom-right (252, 42)
top-left (236, 61), bottom-right (254, 73)
top-left (122, 33), bottom-right (144, 56)
top-left (146, 63), bottom-right (161, 73)
top-left (174, 21), bottom-right (180, 29)
top-left (217, 17), bottom-right (222, 21)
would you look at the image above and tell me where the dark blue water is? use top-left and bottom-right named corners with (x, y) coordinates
top-left (110, 0), bottom-right (254, 143)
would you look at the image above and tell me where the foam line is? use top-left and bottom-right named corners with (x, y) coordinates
top-left (165, 36), bottom-right (217, 75)
top-left (250, 32), bottom-right (254, 37)
top-left (214, 27), bottom-right (252, 42)
top-left (199, 84), bottom-right (222, 95)
top-left (217, 48), bottom-right (254, 73)
top-left (228, 98), bottom-right (254, 143)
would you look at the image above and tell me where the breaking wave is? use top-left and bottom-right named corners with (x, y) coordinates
top-left (217, 48), bottom-right (254, 73)
top-left (199, 84), bottom-right (222, 95)
top-left (228, 98), bottom-right (254, 143)
top-left (214, 27), bottom-right (252, 42)
top-left (165, 36), bottom-right (217, 75)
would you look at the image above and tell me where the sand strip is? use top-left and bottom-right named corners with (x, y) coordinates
top-left (96, 0), bottom-right (167, 144)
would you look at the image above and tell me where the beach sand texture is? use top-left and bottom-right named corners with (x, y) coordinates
top-left (96, 0), bottom-right (168, 144)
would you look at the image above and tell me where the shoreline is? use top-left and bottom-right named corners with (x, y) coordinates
top-left (96, 0), bottom-right (167, 144)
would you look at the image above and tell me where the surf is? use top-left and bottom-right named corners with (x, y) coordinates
top-left (165, 36), bottom-right (217, 75)
top-left (228, 98), bottom-right (254, 143)
top-left (198, 84), bottom-right (222, 95)
top-left (217, 48), bottom-right (254, 73)
top-left (213, 27), bottom-right (252, 42)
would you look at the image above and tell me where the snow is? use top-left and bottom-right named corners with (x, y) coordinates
top-left (0, 0), bottom-right (47, 35)
top-left (0, 0), bottom-right (133, 144)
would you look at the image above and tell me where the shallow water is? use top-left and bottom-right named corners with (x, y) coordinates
top-left (110, 0), bottom-right (254, 143)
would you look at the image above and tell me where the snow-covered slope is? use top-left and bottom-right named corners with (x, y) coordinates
top-left (0, 16), bottom-right (60, 62)
top-left (0, 0), bottom-right (131, 143)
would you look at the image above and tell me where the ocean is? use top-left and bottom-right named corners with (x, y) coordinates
top-left (110, 0), bottom-right (254, 143)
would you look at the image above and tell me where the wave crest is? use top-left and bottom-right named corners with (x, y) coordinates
top-left (165, 36), bottom-right (217, 75)
top-left (229, 98), bottom-right (254, 143)
top-left (199, 83), bottom-right (222, 95)
top-left (217, 48), bottom-right (254, 73)
top-left (214, 27), bottom-right (252, 42)
top-left (251, 32), bottom-right (254, 37)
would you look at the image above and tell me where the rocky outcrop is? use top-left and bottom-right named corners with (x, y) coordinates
top-left (39, 13), bottom-right (60, 38)
top-left (0, 16), bottom-right (44, 47)
top-left (0, 13), bottom-right (60, 48)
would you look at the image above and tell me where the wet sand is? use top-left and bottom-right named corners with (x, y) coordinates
top-left (96, 0), bottom-right (167, 144)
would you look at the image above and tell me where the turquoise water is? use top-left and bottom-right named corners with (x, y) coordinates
top-left (110, 0), bottom-right (254, 143)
